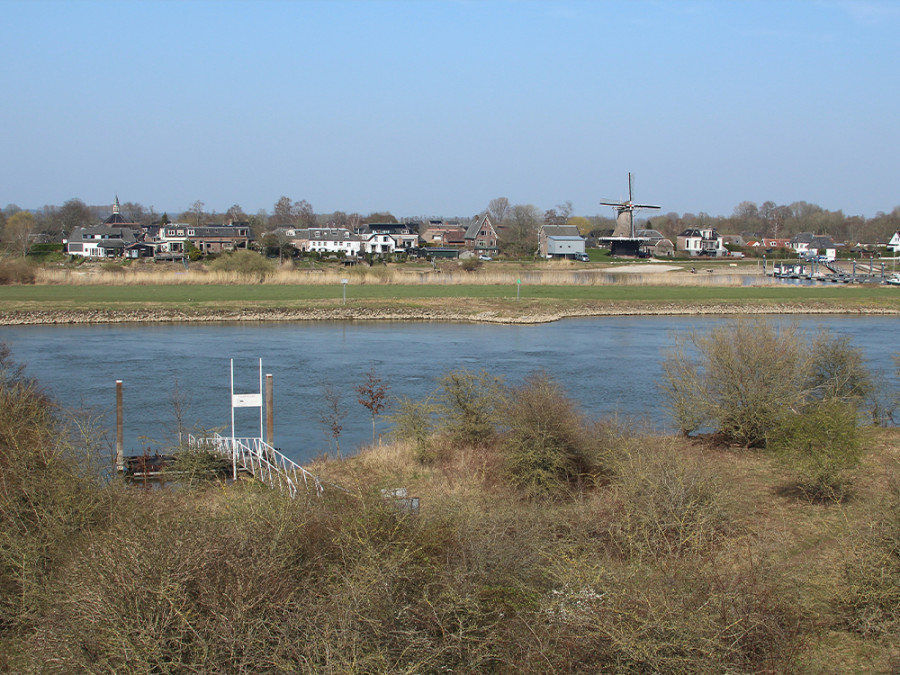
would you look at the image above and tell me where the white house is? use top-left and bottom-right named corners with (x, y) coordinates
top-left (676, 228), bottom-right (726, 256)
top-left (888, 231), bottom-right (900, 253)
top-left (65, 226), bottom-right (138, 258)
top-left (290, 228), bottom-right (361, 256)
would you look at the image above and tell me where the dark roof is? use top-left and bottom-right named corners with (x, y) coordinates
top-left (104, 213), bottom-right (138, 225)
top-left (542, 225), bottom-right (581, 238)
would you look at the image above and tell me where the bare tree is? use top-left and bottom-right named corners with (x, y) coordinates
top-left (356, 367), bottom-right (389, 445)
top-left (225, 204), bottom-right (246, 223)
top-left (56, 198), bottom-right (93, 236)
top-left (188, 201), bottom-right (205, 227)
top-left (556, 200), bottom-right (574, 222)
top-left (487, 197), bottom-right (510, 224)
top-left (319, 383), bottom-right (346, 458)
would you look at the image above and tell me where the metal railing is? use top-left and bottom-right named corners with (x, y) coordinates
top-left (189, 433), bottom-right (323, 498)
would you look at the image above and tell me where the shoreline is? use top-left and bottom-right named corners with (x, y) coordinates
top-left (3, 302), bottom-right (899, 326)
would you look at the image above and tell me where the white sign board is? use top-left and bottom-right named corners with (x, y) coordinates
top-left (232, 393), bottom-right (262, 408)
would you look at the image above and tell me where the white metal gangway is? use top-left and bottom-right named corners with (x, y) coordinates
top-left (189, 433), bottom-right (323, 498)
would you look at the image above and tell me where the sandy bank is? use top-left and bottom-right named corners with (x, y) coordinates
top-left (2, 303), bottom-right (898, 326)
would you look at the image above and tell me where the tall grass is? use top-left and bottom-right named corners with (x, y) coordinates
top-left (36, 265), bottom-right (775, 287)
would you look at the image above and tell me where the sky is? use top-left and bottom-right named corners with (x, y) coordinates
top-left (2, 0), bottom-right (899, 220)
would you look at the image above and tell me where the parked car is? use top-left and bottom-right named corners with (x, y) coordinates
top-left (478, 254), bottom-right (492, 261)
top-left (574, 252), bottom-right (590, 262)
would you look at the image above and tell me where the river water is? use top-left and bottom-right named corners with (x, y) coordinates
top-left (0, 316), bottom-right (897, 464)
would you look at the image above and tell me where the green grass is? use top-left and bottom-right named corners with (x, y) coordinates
top-left (0, 283), bottom-right (897, 305)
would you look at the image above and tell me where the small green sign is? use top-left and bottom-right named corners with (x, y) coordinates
top-left (517, 279), bottom-right (521, 284)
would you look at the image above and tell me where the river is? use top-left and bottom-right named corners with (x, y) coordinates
top-left (0, 316), bottom-right (897, 464)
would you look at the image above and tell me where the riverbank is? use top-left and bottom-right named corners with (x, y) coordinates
top-left (2, 298), bottom-right (899, 325)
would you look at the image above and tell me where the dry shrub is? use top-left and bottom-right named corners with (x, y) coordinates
top-left (604, 440), bottom-right (732, 561)
top-left (0, 259), bottom-right (36, 285)
top-left (501, 372), bottom-right (611, 498)
top-left (540, 547), bottom-right (804, 673)
top-left (0, 345), bottom-right (112, 635)
top-left (839, 482), bottom-right (900, 637)
top-left (206, 249), bottom-right (275, 280)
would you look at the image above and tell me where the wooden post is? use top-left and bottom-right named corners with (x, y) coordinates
top-left (115, 380), bottom-right (124, 472)
top-left (265, 373), bottom-right (274, 447)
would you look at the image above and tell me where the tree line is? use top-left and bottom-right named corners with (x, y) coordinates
top-left (2, 194), bottom-right (899, 253)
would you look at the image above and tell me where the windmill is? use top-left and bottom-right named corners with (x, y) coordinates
top-left (599, 172), bottom-right (661, 255)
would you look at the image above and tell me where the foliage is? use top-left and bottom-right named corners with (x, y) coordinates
top-left (661, 319), bottom-right (808, 447)
top-left (459, 256), bottom-right (481, 272)
top-left (387, 395), bottom-right (436, 463)
top-left (772, 399), bottom-right (862, 502)
top-left (2, 211), bottom-right (36, 256)
top-left (500, 372), bottom-right (607, 497)
top-left (206, 249), bottom-right (274, 279)
top-left (435, 368), bottom-right (505, 447)
top-left (806, 333), bottom-right (873, 404)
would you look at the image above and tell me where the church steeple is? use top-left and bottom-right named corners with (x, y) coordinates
top-left (113, 195), bottom-right (120, 216)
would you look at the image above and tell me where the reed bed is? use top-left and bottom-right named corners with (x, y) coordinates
top-left (36, 265), bottom-right (775, 287)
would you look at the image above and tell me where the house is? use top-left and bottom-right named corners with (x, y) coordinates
top-left (676, 228), bottom-right (727, 256)
top-left (789, 232), bottom-right (834, 255)
top-left (421, 221), bottom-right (465, 246)
top-left (66, 226), bottom-right (138, 258)
top-left (747, 238), bottom-right (791, 250)
top-left (888, 231), bottom-right (900, 253)
top-left (539, 224), bottom-right (586, 259)
top-left (158, 222), bottom-right (252, 255)
top-left (290, 228), bottom-right (360, 256)
top-left (464, 215), bottom-right (499, 254)
top-left (636, 230), bottom-right (674, 257)
top-left (355, 223), bottom-right (419, 253)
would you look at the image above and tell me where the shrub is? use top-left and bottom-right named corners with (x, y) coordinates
top-left (806, 333), bottom-right (873, 404)
top-left (0, 344), bottom-right (110, 630)
top-left (772, 399), bottom-right (862, 502)
top-left (839, 482), bottom-right (900, 637)
top-left (661, 319), bottom-right (874, 449)
top-left (435, 369), bottom-right (505, 447)
top-left (0, 259), bottom-right (36, 285)
top-left (605, 442), bottom-right (732, 560)
top-left (387, 396), bottom-right (436, 463)
top-left (501, 372), bottom-right (607, 497)
top-left (207, 249), bottom-right (274, 279)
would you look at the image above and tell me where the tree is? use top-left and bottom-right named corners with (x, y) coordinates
top-left (487, 197), bottom-right (510, 225)
top-left (3, 211), bottom-right (37, 256)
top-left (556, 201), bottom-right (574, 221)
top-left (501, 204), bottom-right (541, 256)
top-left (225, 204), bottom-right (246, 223)
top-left (295, 200), bottom-right (316, 228)
top-left (271, 196), bottom-right (295, 229)
top-left (188, 201), bottom-right (205, 227)
top-left (356, 367), bottom-right (389, 444)
top-left (319, 383), bottom-right (346, 458)
top-left (56, 198), bottom-right (92, 236)
top-left (569, 216), bottom-right (592, 237)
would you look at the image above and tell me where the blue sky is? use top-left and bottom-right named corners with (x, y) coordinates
top-left (2, 0), bottom-right (898, 219)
